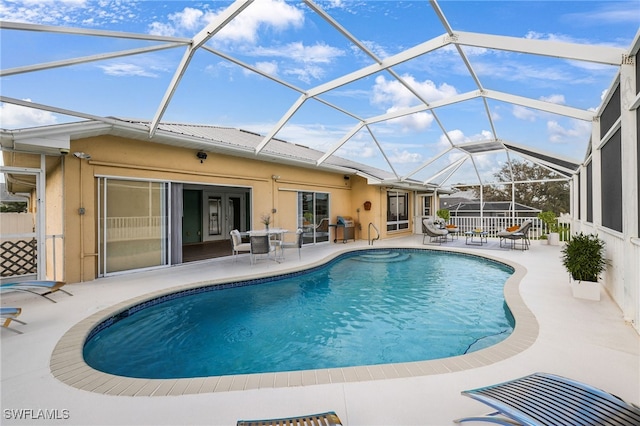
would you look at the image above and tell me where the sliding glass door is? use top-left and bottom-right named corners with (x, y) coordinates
top-left (298, 191), bottom-right (329, 244)
top-left (99, 178), bottom-right (169, 275)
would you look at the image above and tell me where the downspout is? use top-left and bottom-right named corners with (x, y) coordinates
top-left (74, 152), bottom-right (94, 282)
top-left (37, 155), bottom-right (46, 280)
top-left (79, 156), bottom-right (85, 282)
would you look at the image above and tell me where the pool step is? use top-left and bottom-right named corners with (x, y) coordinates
top-left (352, 251), bottom-right (411, 263)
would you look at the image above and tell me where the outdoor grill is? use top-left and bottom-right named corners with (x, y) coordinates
top-left (335, 216), bottom-right (355, 243)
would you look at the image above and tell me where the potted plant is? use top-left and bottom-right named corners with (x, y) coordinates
top-left (561, 232), bottom-right (606, 301)
top-left (260, 213), bottom-right (271, 231)
top-left (436, 208), bottom-right (450, 226)
top-left (537, 211), bottom-right (560, 245)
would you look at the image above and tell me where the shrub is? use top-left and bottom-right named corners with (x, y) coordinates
top-left (561, 233), bottom-right (606, 282)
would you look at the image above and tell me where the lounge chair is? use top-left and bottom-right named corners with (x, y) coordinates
top-left (455, 372), bottom-right (640, 425)
top-left (237, 411), bottom-right (342, 426)
top-left (1, 307), bottom-right (26, 334)
top-left (230, 229), bottom-right (251, 260)
top-left (497, 220), bottom-right (532, 249)
top-left (0, 280), bottom-right (71, 303)
top-left (280, 228), bottom-right (303, 260)
top-left (422, 219), bottom-right (448, 244)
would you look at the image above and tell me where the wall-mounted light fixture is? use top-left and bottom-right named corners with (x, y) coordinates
top-left (73, 152), bottom-right (91, 160)
top-left (196, 151), bottom-right (207, 163)
top-left (271, 175), bottom-right (280, 180)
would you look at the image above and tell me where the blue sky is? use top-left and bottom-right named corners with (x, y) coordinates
top-left (1, 0), bottom-right (638, 185)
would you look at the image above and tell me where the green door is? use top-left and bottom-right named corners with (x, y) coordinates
top-left (183, 190), bottom-right (202, 244)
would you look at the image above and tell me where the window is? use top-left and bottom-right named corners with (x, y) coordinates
top-left (601, 129), bottom-right (622, 232)
top-left (387, 191), bottom-right (409, 231)
top-left (422, 195), bottom-right (432, 217)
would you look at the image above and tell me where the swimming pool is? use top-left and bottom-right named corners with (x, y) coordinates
top-left (83, 249), bottom-right (514, 379)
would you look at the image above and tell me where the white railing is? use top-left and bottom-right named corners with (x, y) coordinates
top-left (106, 216), bottom-right (163, 242)
top-left (426, 216), bottom-right (570, 241)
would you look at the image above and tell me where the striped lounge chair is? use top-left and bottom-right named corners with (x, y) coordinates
top-left (237, 411), bottom-right (342, 426)
top-left (455, 372), bottom-right (640, 425)
top-left (1, 307), bottom-right (26, 334)
top-left (0, 280), bottom-right (71, 303)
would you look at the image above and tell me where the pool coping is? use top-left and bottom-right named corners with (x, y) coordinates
top-left (50, 245), bottom-right (538, 396)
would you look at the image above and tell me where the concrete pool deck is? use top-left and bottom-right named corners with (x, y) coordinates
top-left (1, 236), bottom-right (639, 425)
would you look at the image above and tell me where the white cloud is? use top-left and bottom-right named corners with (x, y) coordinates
top-left (0, 100), bottom-right (58, 128)
top-left (149, 0), bottom-right (304, 43)
top-left (524, 31), bottom-right (580, 44)
top-left (98, 63), bottom-right (159, 78)
top-left (235, 42), bottom-right (344, 83)
top-left (385, 108), bottom-right (434, 132)
top-left (147, 21), bottom-right (177, 37)
top-left (359, 40), bottom-right (391, 59)
top-left (253, 42), bottom-right (344, 64)
top-left (563, 4), bottom-right (640, 27)
top-left (547, 120), bottom-right (591, 143)
top-left (372, 75), bottom-right (458, 107)
top-left (389, 149), bottom-right (422, 164)
top-left (284, 64), bottom-right (325, 84)
top-left (512, 105), bottom-right (538, 122)
top-left (0, 0), bottom-right (137, 27)
top-left (539, 94), bottom-right (566, 104)
top-left (170, 7), bottom-right (204, 32)
top-left (438, 129), bottom-right (493, 150)
top-left (253, 61), bottom-right (279, 76)
top-left (216, 0), bottom-right (304, 43)
top-left (369, 75), bottom-right (458, 131)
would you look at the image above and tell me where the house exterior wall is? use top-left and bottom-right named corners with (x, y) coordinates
top-left (573, 57), bottom-right (639, 334)
top-left (45, 157), bottom-right (64, 281)
top-left (52, 135), bottom-right (412, 283)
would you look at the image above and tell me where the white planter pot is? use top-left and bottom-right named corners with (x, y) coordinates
top-left (570, 278), bottom-right (601, 301)
top-left (547, 232), bottom-right (560, 246)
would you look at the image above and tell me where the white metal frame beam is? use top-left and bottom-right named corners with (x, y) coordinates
top-left (149, 0), bottom-right (255, 137)
top-left (453, 31), bottom-right (625, 65)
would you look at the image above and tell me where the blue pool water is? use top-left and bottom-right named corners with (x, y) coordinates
top-left (83, 249), bottom-right (514, 379)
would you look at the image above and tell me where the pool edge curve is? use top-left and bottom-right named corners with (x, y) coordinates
top-left (50, 246), bottom-right (538, 396)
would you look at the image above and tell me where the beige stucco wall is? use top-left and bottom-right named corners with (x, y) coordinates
top-left (54, 135), bottom-right (417, 283)
top-left (4, 135), bottom-right (418, 283)
top-left (45, 157), bottom-right (64, 281)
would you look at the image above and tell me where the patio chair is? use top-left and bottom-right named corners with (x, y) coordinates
top-left (230, 229), bottom-right (251, 261)
top-left (454, 372), bottom-right (640, 426)
top-left (0, 280), bottom-right (71, 303)
top-left (497, 220), bottom-right (532, 249)
top-left (237, 411), bottom-right (342, 426)
top-left (249, 234), bottom-right (276, 265)
top-left (315, 217), bottom-right (330, 238)
top-left (1, 307), bottom-right (26, 334)
top-left (422, 219), bottom-right (448, 245)
top-left (280, 228), bottom-right (303, 260)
